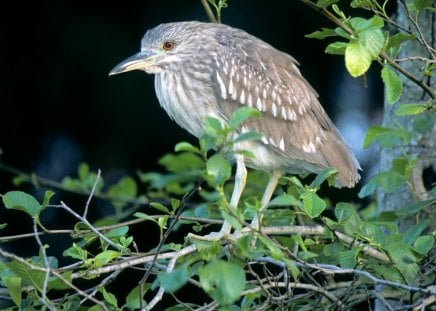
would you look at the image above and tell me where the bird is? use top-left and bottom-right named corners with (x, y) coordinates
top-left (110, 21), bottom-right (361, 239)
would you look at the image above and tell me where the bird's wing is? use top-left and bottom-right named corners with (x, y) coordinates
top-left (211, 28), bottom-right (360, 186)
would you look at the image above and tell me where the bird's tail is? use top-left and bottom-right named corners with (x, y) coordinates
top-left (321, 131), bottom-right (361, 188)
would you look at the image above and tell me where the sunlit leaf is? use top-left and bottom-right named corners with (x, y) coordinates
top-left (395, 103), bottom-right (429, 116)
top-left (345, 40), bottom-right (372, 77)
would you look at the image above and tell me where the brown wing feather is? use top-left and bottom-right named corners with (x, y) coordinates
top-left (212, 25), bottom-right (360, 187)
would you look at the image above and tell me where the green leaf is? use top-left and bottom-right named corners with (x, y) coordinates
top-left (392, 156), bottom-right (417, 179)
top-left (199, 260), bottom-right (245, 305)
top-left (316, 0), bottom-right (339, 8)
top-left (45, 271), bottom-right (70, 290)
top-left (363, 126), bottom-right (411, 149)
top-left (359, 28), bottom-right (384, 58)
top-left (310, 167), bottom-right (338, 188)
top-left (2, 191), bottom-right (42, 217)
top-left (41, 190), bottom-right (55, 210)
top-left (7, 260), bottom-right (45, 291)
top-left (94, 251), bottom-right (121, 267)
top-left (338, 249), bottom-right (358, 268)
top-left (332, 4), bottom-right (347, 19)
top-left (386, 242), bottom-right (418, 284)
top-left (335, 202), bottom-right (360, 222)
top-left (258, 235), bottom-right (285, 260)
top-left (414, 0), bottom-right (434, 10)
top-left (381, 65), bottom-right (403, 104)
top-left (99, 287), bottom-right (118, 308)
top-left (305, 28), bottom-right (337, 39)
top-left (268, 194), bottom-right (302, 208)
top-left (385, 33), bottom-right (415, 51)
top-left (63, 243), bottom-right (88, 261)
top-left (203, 116), bottom-right (224, 136)
top-left (395, 103), bottom-right (429, 116)
top-left (206, 154), bottom-right (231, 186)
top-left (150, 202), bottom-right (170, 214)
top-left (134, 212), bottom-right (158, 224)
top-left (350, 0), bottom-right (375, 9)
top-left (402, 221), bottom-right (428, 245)
top-left (107, 176), bottom-right (137, 200)
top-left (345, 40), bottom-right (372, 77)
top-left (413, 235), bottom-right (434, 255)
top-left (174, 141), bottom-right (201, 154)
top-left (159, 152), bottom-right (205, 173)
top-left (234, 131), bottom-right (263, 144)
top-left (104, 226), bottom-right (129, 239)
top-left (300, 190), bottom-right (326, 219)
top-left (158, 264), bottom-right (189, 293)
top-left (229, 107), bottom-right (260, 129)
top-left (325, 41), bottom-right (347, 55)
top-left (2, 276), bottom-right (21, 307)
top-left (170, 198), bottom-right (180, 211)
top-left (413, 114), bottom-right (435, 133)
top-left (395, 199), bottom-right (436, 216)
top-left (123, 286), bottom-right (148, 310)
top-left (358, 171), bottom-right (406, 198)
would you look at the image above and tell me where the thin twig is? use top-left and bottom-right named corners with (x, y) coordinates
top-left (33, 219), bottom-right (56, 311)
top-left (200, 0), bottom-right (218, 23)
top-left (51, 270), bottom-right (109, 311)
top-left (80, 270), bottom-right (122, 306)
top-left (0, 215), bottom-right (223, 243)
top-left (58, 201), bottom-right (123, 251)
top-left (83, 169), bottom-right (101, 218)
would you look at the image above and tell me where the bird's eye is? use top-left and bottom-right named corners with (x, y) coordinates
top-left (162, 40), bottom-right (175, 51)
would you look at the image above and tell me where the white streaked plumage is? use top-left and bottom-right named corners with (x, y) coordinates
top-left (110, 21), bottom-right (361, 187)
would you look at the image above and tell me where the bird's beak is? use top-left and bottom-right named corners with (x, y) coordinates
top-left (109, 50), bottom-right (158, 76)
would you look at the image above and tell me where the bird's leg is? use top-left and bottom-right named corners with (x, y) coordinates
top-left (188, 154), bottom-right (247, 241)
top-left (250, 169), bottom-right (281, 230)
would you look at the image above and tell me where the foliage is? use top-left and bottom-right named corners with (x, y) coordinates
top-left (1, 1), bottom-right (435, 310)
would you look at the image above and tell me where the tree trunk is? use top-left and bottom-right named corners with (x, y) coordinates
top-left (375, 3), bottom-right (435, 310)
top-left (378, 3), bottom-right (435, 231)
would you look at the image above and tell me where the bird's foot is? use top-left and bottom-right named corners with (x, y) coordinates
top-left (187, 221), bottom-right (232, 242)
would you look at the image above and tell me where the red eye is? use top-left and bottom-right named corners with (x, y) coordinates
top-left (162, 40), bottom-right (175, 51)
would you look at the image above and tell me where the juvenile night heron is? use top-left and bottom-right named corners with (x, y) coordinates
top-left (110, 21), bottom-right (360, 238)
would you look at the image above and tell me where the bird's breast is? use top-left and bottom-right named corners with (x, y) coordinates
top-left (154, 71), bottom-right (225, 138)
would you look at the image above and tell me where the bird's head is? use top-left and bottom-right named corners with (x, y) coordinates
top-left (109, 22), bottom-right (207, 76)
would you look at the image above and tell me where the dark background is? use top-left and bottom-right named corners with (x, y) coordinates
top-left (1, 0), bottom-right (382, 183)
top-left (0, 0), bottom-right (384, 308)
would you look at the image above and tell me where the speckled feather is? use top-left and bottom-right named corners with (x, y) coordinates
top-left (121, 21), bottom-right (361, 187)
